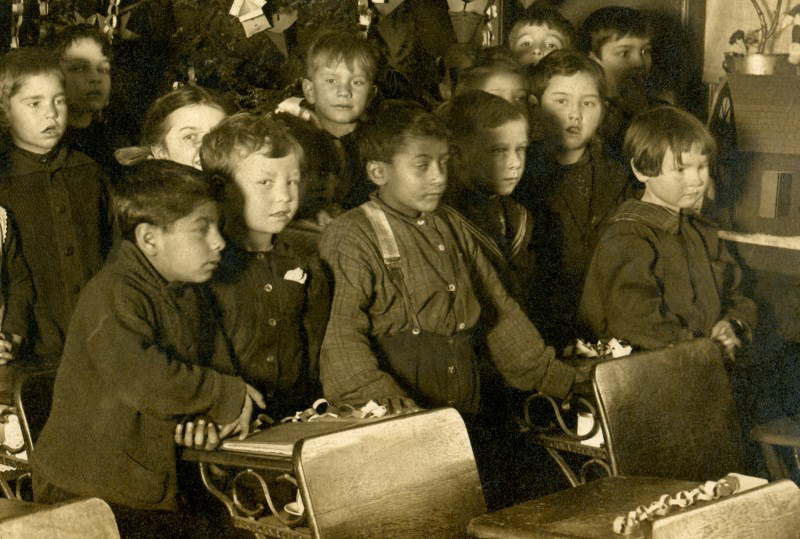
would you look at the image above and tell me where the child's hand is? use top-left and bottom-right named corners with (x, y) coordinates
top-left (219, 384), bottom-right (266, 441)
top-left (711, 319), bottom-right (741, 361)
top-left (174, 418), bottom-right (220, 451)
top-left (0, 333), bottom-right (23, 365)
top-left (376, 396), bottom-right (421, 415)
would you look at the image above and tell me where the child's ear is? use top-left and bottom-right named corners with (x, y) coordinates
top-left (366, 160), bottom-right (386, 187)
top-left (630, 159), bottom-right (650, 184)
top-left (301, 79), bottom-right (316, 105)
top-left (134, 222), bottom-right (161, 256)
top-left (528, 95), bottom-right (539, 108)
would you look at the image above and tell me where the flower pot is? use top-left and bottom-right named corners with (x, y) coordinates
top-left (723, 53), bottom-right (797, 75)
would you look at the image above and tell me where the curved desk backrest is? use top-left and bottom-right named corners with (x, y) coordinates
top-left (294, 408), bottom-right (486, 539)
top-left (592, 338), bottom-right (746, 481)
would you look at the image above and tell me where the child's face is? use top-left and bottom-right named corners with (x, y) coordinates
top-left (60, 37), bottom-right (111, 114)
top-left (479, 73), bottom-right (529, 116)
top-left (6, 73), bottom-right (68, 154)
top-left (149, 200), bottom-right (225, 283)
top-left (154, 104), bottom-right (226, 170)
top-left (302, 61), bottom-right (373, 138)
top-left (229, 151), bottom-right (301, 240)
top-left (511, 24), bottom-right (566, 66)
top-left (537, 72), bottom-right (603, 162)
top-left (636, 143), bottom-right (710, 212)
top-left (460, 118), bottom-right (528, 196)
top-left (592, 35), bottom-right (652, 97)
top-left (371, 136), bottom-right (449, 217)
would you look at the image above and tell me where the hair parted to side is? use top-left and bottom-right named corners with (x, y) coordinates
top-left (454, 52), bottom-right (528, 96)
top-left (50, 23), bottom-right (113, 62)
top-left (580, 6), bottom-right (653, 57)
top-left (509, 7), bottom-right (576, 49)
top-left (529, 49), bottom-right (605, 101)
top-left (358, 99), bottom-right (449, 163)
top-left (140, 86), bottom-right (232, 149)
top-left (305, 30), bottom-right (378, 81)
top-left (200, 112), bottom-right (305, 182)
top-left (0, 48), bottom-right (63, 130)
top-left (112, 159), bottom-right (223, 242)
top-left (444, 90), bottom-right (527, 146)
top-left (624, 105), bottom-right (717, 177)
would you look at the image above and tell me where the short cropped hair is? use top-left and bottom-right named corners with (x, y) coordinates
top-left (455, 53), bottom-right (528, 96)
top-left (0, 48), bottom-right (63, 129)
top-left (580, 6), bottom-right (653, 57)
top-left (112, 159), bottom-right (222, 242)
top-left (305, 30), bottom-right (378, 81)
top-left (529, 49), bottom-right (605, 101)
top-left (140, 86), bottom-right (232, 148)
top-left (200, 112), bottom-right (305, 182)
top-left (624, 106), bottom-right (717, 177)
top-left (359, 100), bottom-right (449, 163)
top-left (444, 90), bottom-right (527, 146)
top-left (51, 23), bottom-right (113, 63)
top-left (509, 8), bottom-right (576, 49)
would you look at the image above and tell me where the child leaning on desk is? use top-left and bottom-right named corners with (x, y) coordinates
top-left (32, 160), bottom-right (264, 538)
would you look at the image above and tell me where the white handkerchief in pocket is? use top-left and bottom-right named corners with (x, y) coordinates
top-left (284, 267), bottom-right (307, 284)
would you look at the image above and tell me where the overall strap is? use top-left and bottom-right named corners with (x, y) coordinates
top-left (362, 201), bottom-right (422, 333)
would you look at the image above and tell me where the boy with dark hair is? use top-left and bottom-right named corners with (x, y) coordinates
top-left (33, 159), bottom-right (263, 537)
top-left (320, 99), bottom-right (579, 415)
top-left (580, 6), bottom-right (655, 157)
top-left (580, 106), bottom-right (755, 354)
top-left (320, 100), bottom-right (582, 509)
top-left (514, 49), bottom-right (633, 350)
top-left (298, 30), bottom-right (378, 213)
top-left (200, 112), bottom-right (330, 420)
top-left (509, 7), bottom-right (576, 67)
top-left (0, 47), bottom-right (112, 363)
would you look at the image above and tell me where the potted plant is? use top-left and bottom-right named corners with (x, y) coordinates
top-left (725, 1), bottom-right (800, 74)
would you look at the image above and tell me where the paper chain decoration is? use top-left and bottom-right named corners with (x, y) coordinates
top-left (612, 475), bottom-right (743, 535)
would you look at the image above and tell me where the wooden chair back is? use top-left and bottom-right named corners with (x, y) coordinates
top-left (652, 479), bottom-right (800, 538)
top-left (14, 369), bottom-right (57, 453)
top-left (593, 338), bottom-right (746, 481)
top-left (293, 408), bottom-right (486, 539)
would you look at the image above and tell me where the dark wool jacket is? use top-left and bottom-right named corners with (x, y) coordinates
top-left (0, 144), bottom-right (112, 361)
top-left (514, 141), bottom-right (634, 348)
top-left (212, 238), bottom-right (330, 419)
top-left (579, 200), bottom-right (758, 350)
top-left (34, 241), bottom-right (245, 510)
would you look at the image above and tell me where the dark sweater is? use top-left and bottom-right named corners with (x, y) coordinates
top-left (33, 241), bottom-right (246, 510)
top-left (443, 183), bottom-right (535, 309)
top-left (514, 141), bottom-right (633, 347)
top-left (212, 238), bottom-right (330, 419)
top-left (579, 199), bottom-right (758, 350)
top-left (0, 145), bottom-right (112, 360)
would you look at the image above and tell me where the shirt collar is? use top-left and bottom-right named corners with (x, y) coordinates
top-left (5, 144), bottom-right (67, 174)
top-left (369, 191), bottom-right (442, 224)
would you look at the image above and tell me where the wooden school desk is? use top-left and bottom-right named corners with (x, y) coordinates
top-left (183, 407), bottom-right (485, 539)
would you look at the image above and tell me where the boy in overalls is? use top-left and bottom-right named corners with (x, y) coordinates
top-left (319, 102), bottom-right (582, 507)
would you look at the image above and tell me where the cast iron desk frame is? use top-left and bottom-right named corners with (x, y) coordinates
top-left (183, 445), bottom-right (310, 539)
top-left (0, 362), bottom-right (59, 500)
top-left (523, 391), bottom-right (612, 487)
